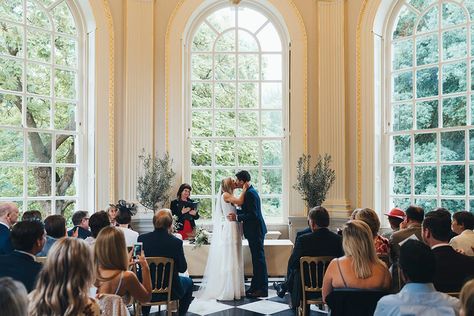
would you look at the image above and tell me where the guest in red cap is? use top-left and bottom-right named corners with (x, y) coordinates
top-left (382, 207), bottom-right (405, 239)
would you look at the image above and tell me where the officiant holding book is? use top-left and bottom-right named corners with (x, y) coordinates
top-left (170, 183), bottom-right (200, 239)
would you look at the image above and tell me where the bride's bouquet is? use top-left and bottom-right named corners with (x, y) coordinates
top-left (193, 226), bottom-right (210, 249)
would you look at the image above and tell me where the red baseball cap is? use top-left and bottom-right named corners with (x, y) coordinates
top-left (385, 207), bottom-right (405, 220)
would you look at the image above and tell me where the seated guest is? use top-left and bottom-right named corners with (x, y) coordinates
top-left (460, 279), bottom-right (474, 316)
top-left (0, 202), bottom-right (19, 255)
top-left (422, 209), bottom-right (474, 292)
top-left (0, 220), bottom-right (45, 292)
top-left (29, 238), bottom-right (100, 316)
top-left (273, 206), bottom-right (343, 309)
top-left (355, 208), bottom-right (390, 255)
top-left (138, 209), bottom-right (193, 316)
top-left (21, 210), bottom-right (42, 221)
top-left (0, 277), bottom-right (28, 316)
top-left (170, 183), bottom-right (199, 239)
top-left (95, 227), bottom-right (151, 304)
top-left (116, 207), bottom-right (138, 247)
top-left (382, 208), bottom-right (405, 239)
top-left (374, 240), bottom-right (459, 316)
top-left (67, 210), bottom-right (92, 239)
top-left (107, 204), bottom-right (118, 226)
top-left (322, 220), bottom-right (391, 302)
top-left (450, 211), bottom-right (474, 256)
top-left (85, 211), bottom-right (111, 246)
top-left (37, 215), bottom-right (66, 257)
top-left (390, 205), bottom-right (424, 260)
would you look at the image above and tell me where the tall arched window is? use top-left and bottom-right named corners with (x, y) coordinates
top-left (0, 0), bottom-right (84, 221)
top-left (186, 3), bottom-right (288, 221)
top-left (387, 0), bottom-right (474, 212)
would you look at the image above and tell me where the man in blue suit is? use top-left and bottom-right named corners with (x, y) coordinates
top-left (138, 209), bottom-right (193, 316)
top-left (0, 202), bottom-right (20, 255)
top-left (0, 220), bottom-right (45, 292)
top-left (228, 170), bottom-right (268, 297)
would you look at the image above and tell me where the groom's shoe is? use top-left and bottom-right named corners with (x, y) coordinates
top-left (273, 282), bottom-right (286, 298)
top-left (246, 289), bottom-right (268, 298)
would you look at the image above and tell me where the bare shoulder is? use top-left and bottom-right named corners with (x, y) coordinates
top-left (222, 192), bottom-right (231, 201)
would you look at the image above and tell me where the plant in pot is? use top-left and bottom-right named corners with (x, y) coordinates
top-left (137, 151), bottom-right (176, 212)
top-left (293, 154), bottom-right (336, 209)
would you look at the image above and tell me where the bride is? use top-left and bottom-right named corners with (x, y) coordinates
top-left (197, 177), bottom-right (248, 300)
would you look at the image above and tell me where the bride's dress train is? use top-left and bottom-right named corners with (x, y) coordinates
top-left (196, 193), bottom-right (245, 300)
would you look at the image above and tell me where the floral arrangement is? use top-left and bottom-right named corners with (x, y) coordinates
top-left (193, 226), bottom-right (210, 249)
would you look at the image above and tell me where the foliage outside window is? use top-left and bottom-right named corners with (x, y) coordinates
top-left (188, 4), bottom-right (286, 221)
top-left (0, 0), bottom-right (81, 223)
top-left (388, 0), bottom-right (474, 213)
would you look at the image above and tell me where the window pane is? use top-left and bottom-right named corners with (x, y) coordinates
top-left (238, 83), bottom-right (258, 108)
top-left (261, 82), bottom-right (282, 108)
top-left (192, 111), bottom-right (212, 137)
top-left (442, 62), bottom-right (466, 94)
top-left (257, 23), bottom-right (281, 51)
top-left (0, 23), bottom-right (23, 57)
top-left (0, 93), bottom-right (22, 126)
top-left (238, 7), bottom-right (267, 33)
top-left (392, 103), bottom-right (412, 131)
top-left (408, 0), bottom-right (436, 12)
top-left (237, 140), bottom-right (258, 167)
top-left (194, 197), bottom-right (212, 219)
top-left (27, 29), bottom-right (51, 63)
top-left (28, 201), bottom-right (51, 218)
top-left (261, 169), bottom-right (282, 194)
top-left (392, 166), bottom-right (411, 195)
top-left (393, 71), bottom-right (413, 101)
top-left (393, 39), bottom-right (413, 70)
top-left (27, 63), bottom-right (51, 96)
top-left (262, 197), bottom-right (282, 218)
top-left (215, 54), bottom-right (236, 80)
top-left (54, 101), bottom-right (76, 130)
top-left (262, 111), bottom-right (282, 136)
top-left (262, 54), bottom-right (282, 80)
top-left (441, 165), bottom-right (465, 195)
top-left (417, 5), bottom-right (438, 33)
top-left (238, 30), bottom-right (258, 52)
top-left (441, 199), bottom-right (464, 212)
top-left (393, 6), bottom-right (417, 39)
top-left (56, 167), bottom-right (76, 196)
top-left (192, 83), bottom-right (212, 109)
top-left (192, 22), bottom-right (216, 52)
top-left (215, 141), bottom-right (235, 166)
top-left (27, 166), bottom-right (51, 196)
top-left (415, 133), bottom-right (436, 162)
top-left (215, 111), bottom-right (236, 137)
top-left (470, 130), bottom-right (474, 160)
top-left (55, 36), bottom-right (77, 67)
top-left (27, 1), bottom-right (50, 29)
top-left (238, 111), bottom-right (258, 137)
top-left (262, 141), bottom-right (282, 166)
top-left (442, 3), bottom-right (466, 27)
top-left (392, 197), bottom-right (411, 210)
top-left (0, 130), bottom-right (23, 162)
top-left (191, 169), bottom-right (212, 195)
top-left (191, 54), bottom-right (212, 80)
top-left (415, 166), bottom-right (437, 195)
top-left (470, 165), bottom-right (474, 195)
top-left (215, 82), bottom-right (236, 108)
top-left (207, 7), bottom-right (235, 32)
top-left (392, 135), bottom-right (411, 163)
top-left (191, 140), bottom-right (211, 167)
top-left (0, 57), bottom-right (23, 92)
top-left (56, 134), bottom-right (75, 164)
top-left (238, 54), bottom-right (258, 80)
top-left (441, 131), bottom-right (465, 161)
top-left (0, 166), bottom-right (23, 196)
top-left (27, 132), bottom-right (52, 163)
top-left (27, 97), bottom-right (51, 129)
top-left (443, 28), bottom-right (466, 61)
top-left (215, 31), bottom-right (235, 52)
top-left (416, 67), bottom-right (438, 98)
top-left (415, 199), bottom-right (437, 211)
top-left (0, 0), bottom-right (23, 23)
top-left (52, 2), bottom-right (77, 35)
top-left (416, 100), bottom-right (438, 130)
top-left (55, 69), bottom-right (76, 99)
top-left (416, 34), bottom-right (438, 66)
top-left (442, 96), bottom-right (466, 127)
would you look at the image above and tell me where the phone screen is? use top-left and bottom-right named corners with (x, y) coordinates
top-left (133, 243), bottom-right (142, 258)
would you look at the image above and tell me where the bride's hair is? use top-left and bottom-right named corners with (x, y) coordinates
top-left (221, 177), bottom-right (233, 194)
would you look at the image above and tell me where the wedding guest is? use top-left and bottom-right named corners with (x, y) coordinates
top-left (116, 209), bottom-right (138, 247)
top-left (374, 240), bottom-right (459, 316)
top-left (0, 202), bottom-right (19, 255)
top-left (390, 205), bottom-right (424, 260)
top-left (0, 220), bottom-right (45, 292)
top-left (21, 210), bottom-right (42, 221)
top-left (382, 208), bottom-right (405, 239)
top-left (0, 277), bottom-right (28, 316)
top-left (107, 204), bottom-right (118, 227)
top-left (29, 238), bottom-right (100, 316)
top-left (85, 211), bottom-right (111, 246)
top-left (450, 211), bottom-right (474, 256)
top-left (170, 183), bottom-right (199, 239)
top-left (460, 279), bottom-right (474, 316)
top-left (322, 220), bottom-right (391, 302)
top-left (67, 211), bottom-right (92, 239)
top-left (138, 209), bottom-right (193, 316)
top-left (37, 215), bottom-right (67, 256)
top-left (95, 227), bottom-right (151, 305)
top-left (355, 208), bottom-right (390, 255)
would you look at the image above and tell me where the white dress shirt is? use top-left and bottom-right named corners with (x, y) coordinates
top-left (117, 226), bottom-right (139, 247)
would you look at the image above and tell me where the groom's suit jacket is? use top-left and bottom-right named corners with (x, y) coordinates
top-left (237, 185), bottom-right (267, 240)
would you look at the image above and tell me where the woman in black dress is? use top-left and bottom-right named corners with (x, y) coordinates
top-left (170, 183), bottom-right (199, 239)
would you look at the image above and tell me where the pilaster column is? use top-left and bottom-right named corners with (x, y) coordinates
top-left (317, 0), bottom-right (351, 219)
top-left (121, 0), bottom-right (155, 200)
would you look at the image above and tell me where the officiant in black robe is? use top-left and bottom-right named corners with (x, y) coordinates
top-left (170, 183), bottom-right (199, 239)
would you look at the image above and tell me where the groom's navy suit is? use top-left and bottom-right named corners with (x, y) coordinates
top-left (237, 185), bottom-right (268, 293)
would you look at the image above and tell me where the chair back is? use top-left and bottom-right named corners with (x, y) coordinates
top-left (36, 256), bottom-right (47, 264)
top-left (98, 293), bottom-right (130, 316)
top-left (299, 256), bottom-right (334, 314)
top-left (147, 257), bottom-right (174, 301)
top-left (325, 289), bottom-right (389, 316)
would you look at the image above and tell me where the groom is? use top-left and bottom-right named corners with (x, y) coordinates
top-left (227, 170), bottom-right (268, 297)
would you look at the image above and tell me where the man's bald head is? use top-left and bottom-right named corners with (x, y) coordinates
top-left (153, 208), bottom-right (173, 230)
top-left (0, 202), bottom-right (20, 227)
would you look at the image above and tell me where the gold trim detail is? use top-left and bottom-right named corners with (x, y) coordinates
top-left (356, 0), bottom-right (369, 208)
top-left (102, 0), bottom-right (115, 202)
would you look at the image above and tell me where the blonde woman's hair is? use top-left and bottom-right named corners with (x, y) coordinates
top-left (460, 279), bottom-right (474, 316)
top-left (29, 238), bottom-right (95, 316)
top-left (0, 277), bottom-right (28, 316)
top-left (221, 177), bottom-right (234, 194)
top-left (95, 226), bottom-right (128, 283)
top-left (355, 208), bottom-right (381, 237)
top-left (342, 220), bottom-right (382, 279)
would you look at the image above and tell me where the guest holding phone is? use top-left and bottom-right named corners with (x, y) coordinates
top-left (170, 183), bottom-right (199, 239)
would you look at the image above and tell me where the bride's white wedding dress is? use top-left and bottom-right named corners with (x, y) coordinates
top-left (197, 192), bottom-right (245, 300)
